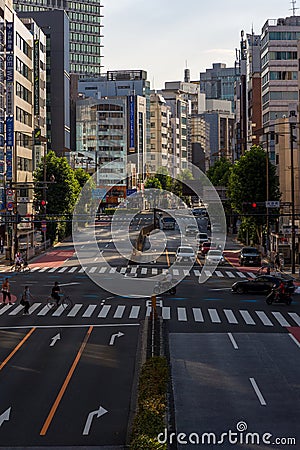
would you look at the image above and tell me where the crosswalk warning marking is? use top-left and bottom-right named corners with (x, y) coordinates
top-left (0, 304), bottom-right (13, 315)
top-left (177, 307), bottom-right (187, 321)
top-left (224, 309), bottom-right (238, 324)
top-left (48, 267), bottom-right (57, 273)
top-left (120, 267), bottom-right (126, 274)
top-left (237, 272), bottom-right (247, 278)
top-left (67, 304), bottom-right (83, 317)
top-left (194, 270), bottom-right (201, 277)
top-left (225, 271), bottom-right (235, 278)
top-left (271, 311), bottom-right (291, 327)
top-left (192, 308), bottom-right (204, 322)
top-left (52, 305), bottom-right (66, 317)
top-left (37, 305), bottom-right (52, 316)
top-left (204, 270), bottom-right (212, 277)
top-left (9, 305), bottom-right (24, 316)
top-left (98, 305), bottom-right (111, 318)
top-left (99, 267), bottom-right (107, 273)
top-left (215, 271), bottom-right (224, 277)
top-left (239, 310), bottom-right (256, 325)
top-left (89, 267), bottom-right (97, 274)
top-left (28, 303), bottom-right (42, 315)
top-left (162, 306), bottom-right (171, 320)
top-left (247, 272), bottom-right (256, 278)
top-left (141, 268), bottom-right (147, 275)
top-left (82, 304), bottom-right (97, 318)
top-left (288, 312), bottom-right (300, 326)
top-left (208, 308), bottom-right (221, 323)
top-left (172, 269), bottom-right (179, 276)
top-left (114, 305), bottom-right (125, 318)
top-left (129, 306), bottom-right (140, 319)
top-left (255, 311), bottom-right (273, 326)
top-left (68, 267), bottom-right (77, 273)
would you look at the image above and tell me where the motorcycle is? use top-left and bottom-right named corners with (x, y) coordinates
top-left (266, 287), bottom-right (292, 305)
top-left (153, 279), bottom-right (177, 295)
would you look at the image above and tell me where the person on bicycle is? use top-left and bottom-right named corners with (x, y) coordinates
top-left (15, 252), bottom-right (23, 270)
top-left (51, 281), bottom-right (61, 306)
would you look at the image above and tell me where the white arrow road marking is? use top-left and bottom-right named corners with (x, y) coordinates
top-left (50, 333), bottom-right (61, 347)
top-left (0, 407), bottom-right (11, 427)
top-left (109, 332), bottom-right (124, 346)
top-left (83, 406), bottom-right (108, 435)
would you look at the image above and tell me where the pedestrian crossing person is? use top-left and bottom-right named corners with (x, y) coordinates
top-left (1, 278), bottom-right (12, 305)
top-left (21, 286), bottom-right (33, 315)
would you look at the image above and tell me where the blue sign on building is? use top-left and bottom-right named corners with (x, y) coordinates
top-left (129, 95), bottom-right (135, 150)
top-left (126, 188), bottom-right (137, 197)
top-left (6, 147), bottom-right (13, 181)
top-left (6, 54), bottom-right (14, 83)
top-left (6, 117), bottom-right (14, 147)
top-left (6, 22), bottom-right (14, 52)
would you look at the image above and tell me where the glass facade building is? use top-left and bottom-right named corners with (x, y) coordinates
top-left (13, 0), bottom-right (103, 76)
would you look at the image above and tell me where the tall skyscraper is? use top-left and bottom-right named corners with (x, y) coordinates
top-left (13, 0), bottom-right (103, 76)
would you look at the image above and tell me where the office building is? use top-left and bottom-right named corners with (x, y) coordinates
top-left (13, 0), bottom-right (103, 76)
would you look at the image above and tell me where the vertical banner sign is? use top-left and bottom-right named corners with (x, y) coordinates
top-left (129, 95), bottom-right (135, 151)
top-left (34, 39), bottom-right (40, 115)
top-left (5, 148), bottom-right (13, 181)
top-left (6, 116), bottom-right (14, 147)
top-left (6, 54), bottom-right (13, 83)
top-left (6, 22), bottom-right (14, 52)
top-left (6, 84), bottom-right (13, 115)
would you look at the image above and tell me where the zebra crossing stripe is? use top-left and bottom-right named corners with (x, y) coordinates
top-left (146, 306), bottom-right (151, 317)
top-left (172, 269), bottom-right (179, 276)
top-left (225, 271), bottom-right (235, 278)
top-left (194, 270), bottom-right (201, 277)
top-left (192, 308), bottom-right (204, 322)
top-left (88, 267), bottom-right (97, 274)
top-left (120, 267), bottom-right (126, 274)
top-left (237, 272), bottom-right (247, 278)
top-left (109, 267), bottom-right (117, 274)
top-left (255, 311), bottom-right (273, 326)
top-left (99, 267), bottom-right (107, 273)
top-left (247, 272), bottom-right (256, 278)
top-left (114, 305), bottom-right (125, 318)
top-left (28, 303), bottom-right (42, 315)
top-left (224, 309), bottom-right (238, 324)
top-left (98, 305), bottom-right (111, 318)
top-left (52, 305), bottom-right (66, 317)
top-left (208, 308), bottom-right (221, 323)
top-left (82, 305), bottom-right (97, 317)
top-left (9, 305), bottom-right (24, 315)
top-left (162, 306), bottom-right (171, 320)
top-left (130, 267), bottom-right (137, 274)
top-left (129, 306), bottom-right (140, 319)
top-left (78, 267), bottom-right (87, 273)
top-left (177, 307), bottom-right (187, 321)
top-left (37, 305), bottom-right (52, 316)
top-left (30, 266), bottom-right (40, 272)
top-left (271, 312), bottom-right (291, 327)
top-left (141, 268), bottom-right (147, 275)
top-left (288, 312), bottom-right (300, 326)
top-left (48, 267), bottom-right (57, 273)
top-left (215, 271), bottom-right (224, 277)
top-left (39, 267), bottom-right (49, 273)
top-left (68, 267), bottom-right (78, 273)
top-left (67, 304), bottom-right (83, 317)
top-left (58, 267), bottom-right (68, 273)
top-left (152, 268), bottom-right (158, 275)
top-left (183, 270), bottom-right (190, 276)
top-left (204, 270), bottom-right (212, 277)
top-left (0, 304), bottom-right (13, 315)
top-left (239, 310), bottom-right (256, 325)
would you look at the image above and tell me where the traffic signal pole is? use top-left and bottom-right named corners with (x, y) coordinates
top-left (290, 123), bottom-right (296, 274)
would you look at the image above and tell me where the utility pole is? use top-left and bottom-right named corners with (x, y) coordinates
top-left (290, 122), bottom-right (296, 274)
top-left (266, 132), bottom-right (269, 254)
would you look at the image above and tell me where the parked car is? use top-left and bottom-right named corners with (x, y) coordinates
top-left (231, 274), bottom-right (295, 294)
top-left (201, 241), bottom-right (218, 256)
top-left (185, 224), bottom-right (199, 236)
top-left (176, 246), bottom-right (196, 263)
top-left (205, 249), bottom-right (225, 265)
top-left (239, 247), bottom-right (261, 266)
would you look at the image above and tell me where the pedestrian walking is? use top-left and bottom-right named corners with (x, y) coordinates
top-left (1, 278), bottom-right (12, 304)
top-left (0, 237), bottom-right (4, 254)
top-left (20, 286), bottom-right (33, 315)
top-left (274, 252), bottom-right (281, 271)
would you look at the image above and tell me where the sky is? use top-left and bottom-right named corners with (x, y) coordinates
top-left (103, 0), bottom-right (295, 89)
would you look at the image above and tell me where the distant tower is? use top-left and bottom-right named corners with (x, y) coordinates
top-left (290, 0), bottom-right (299, 16)
top-left (184, 68), bottom-right (190, 83)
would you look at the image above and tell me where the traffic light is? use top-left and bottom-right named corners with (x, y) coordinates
top-left (34, 128), bottom-right (41, 145)
top-left (41, 199), bottom-right (46, 207)
top-left (251, 202), bottom-right (257, 209)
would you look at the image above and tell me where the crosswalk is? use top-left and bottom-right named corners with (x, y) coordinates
top-left (0, 302), bottom-right (300, 329)
top-left (21, 265), bottom-right (256, 279)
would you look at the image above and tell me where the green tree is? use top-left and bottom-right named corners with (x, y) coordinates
top-left (34, 151), bottom-right (81, 243)
top-left (228, 146), bottom-right (280, 244)
top-left (144, 177), bottom-right (162, 190)
top-left (206, 157), bottom-right (232, 187)
top-left (74, 167), bottom-right (91, 187)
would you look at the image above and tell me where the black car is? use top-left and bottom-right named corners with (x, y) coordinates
top-left (232, 275), bottom-right (295, 294)
top-left (239, 247), bottom-right (261, 266)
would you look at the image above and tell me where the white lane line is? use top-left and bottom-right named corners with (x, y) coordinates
top-left (120, 267), bottom-right (126, 274)
top-left (288, 312), bottom-right (300, 326)
top-left (162, 307), bottom-right (171, 320)
top-left (68, 267), bottom-right (78, 273)
top-left (114, 305), bottom-right (125, 318)
top-left (151, 268), bottom-right (158, 275)
top-left (249, 378), bottom-right (267, 406)
top-left (88, 267), bottom-right (97, 274)
top-left (67, 304), bottom-right (83, 317)
top-left (129, 306), bottom-right (140, 319)
top-left (225, 271), bottom-right (235, 278)
top-left (48, 267), bottom-right (58, 273)
top-left (240, 310), bottom-right (256, 325)
top-left (228, 333), bottom-right (238, 349)
top-left (288, 333), bottom-right (300, 348)
top-left (98, 305), bottom-right (111, 318)
top-left (177, 307), bottom-right (187, 321)
top-left (82, 305), bottom-right (97, 318)
top-left (78, 267), bottom-right (87, 273)
top-left (247, 272), bottom-right (256, 278)
top-left (0, 304), bottom-right (13, 315)
top-left (99, 267), bottom-right (107, 274)
top-left (109, 267), bottom-right (117, 274)
top-left (255, 311), bottom-right (274, 326)
top-left (192, 308), bottom-right (204, 322)
top-left (39, 267), bottom-right (49, 273)
top-left (208, 308), bottom-right (221, 323)
top-left (28, 303), bottom-right (42, 315)
top-left (215, 271), bottom-right (224, 277)
top-left (30, 266), bottom-right (40, 272)
top-left (9, 305), bottom-right (24, 315)
top-left (237, 271), bottom-right (247, 278)
top-left (193, 270), bottom-right (201, 277)
top-left (37, 305), bottom-right (52, 316)
top-left (271, 312), bottom-right (291, 327)
top-left (58, 267), bottom-right (68, 273)
top-left (172, 269), bottom-right (179, 276)
top-left (224, 309), bottom-right (238, 324)
top-left (141, 268), bottom-right (147, 275)
top-left (52, 305), bottom-right (66, 317)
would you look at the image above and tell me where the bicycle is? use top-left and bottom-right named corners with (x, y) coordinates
top-left (46, 292), bottom-right (73, 311)
top-left (10, 262), bottom-right (31, 273)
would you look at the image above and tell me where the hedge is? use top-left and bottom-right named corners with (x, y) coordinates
top-left (130, 356), bottom-right (169, 450)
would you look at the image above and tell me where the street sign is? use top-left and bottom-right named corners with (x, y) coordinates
top-left (7, 202), bottom-right (13, 211)
top-left (265, 201), bottom-right (280, 208)
top-left (41, 219), bottom-right (47, 231)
